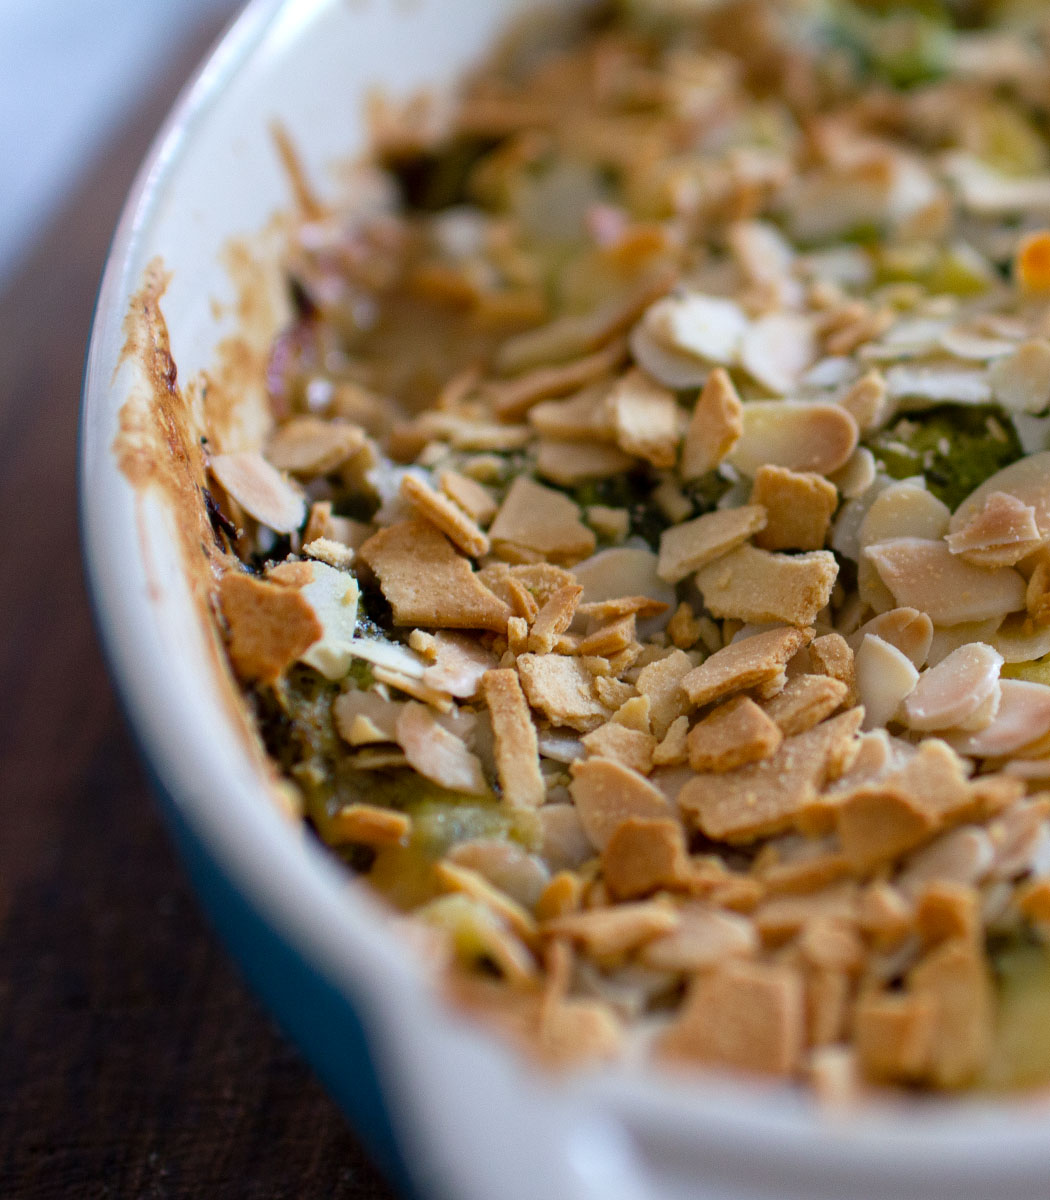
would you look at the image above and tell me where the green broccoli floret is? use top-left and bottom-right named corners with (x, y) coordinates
top-left (866, 404), bottom-right (1023, 510)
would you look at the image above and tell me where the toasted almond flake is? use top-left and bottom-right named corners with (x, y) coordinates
top-left (855, 991), bottom-right (935, 1084)
top-left (534, 438), bottom-right (636, 486)
top-left (395, 702), bottom-right (488, 795)
top-left (612, 694), bottom-right (651, 733)
top-left (487, 338), bottom-right (628, 420)
top-left (750, 466), bottom-right (837, 553)
top-left (834, 740), bottom-right (976, 871)
top-left (210, 451), bottom-right (306, 533)
top-left (695, 545), bottom-right (838, 627)
top-left (679, 367), bottom-right (744, 481)
top-left (652, 715), bottom-right (689, 766)
top-left (839, 371), bottom-right (893, 433)
top-left (528, 381), bottom-right (615, 442)
top-left (667, 601), bottom-right (702, 650)
top-left (860, 482), bottom-right (951, 553)
top-left (656, 505), bottom-right (767, 584)
top-left (581, 722), bottom-right (656, 774)
top-left (346, 637), bottom-right (427, 678)
top-left (359, 519), bottom-right (512, 632)
top-left (753, 882), bottom-right (859, 946)
top-left (605, 368), bottom-right (681, 468)
top-left (657, 959), bottom-right (804, 1077)
top-left (594, 676), bottom-right (636, 711)
top-left (858, 880), bottom-right (914, 948)
top-left (687, 696), bottom-right (783, 772)
top-left (902, 643), bottom-right (1003, 733)
top-left (681, 626), bottom-right (811, 709)
top-left (334, 688), bottom-right (403, 745)
top-left (639, 903), bottom-right (758, 972)
top-left (217, 571), bottom-right (322, 684)
top-left (302, 537), bottom-right (355, 570)
top-left (640, 292), bottom-right (749, 368)
top-left (763, 675), bottom-right (848, 737)
top-left (600, 817), bottom-right (690, 899)
top-left (809, 633), bottom-right (857, 701)
top-left (865, 539), bottom-right (1026, 626)
top-left (422, 632), bottom-right (497, 698)
top-left (740, 312), bottom-right (817, 395)
top-left (422, 896), bottom-right (536, 988)
top-left (989, 340), bottom-right (1050, 414)
top-left (680, 709), bottom-right (864, 843)
top-left (849, 608), bottom-right (933, 670)
top-left (728, 402), bottom-right (858, 478)
top-left (945, 679), bottom-right (1050, 757)
top-left (489, 476), bottom-right (595, 564)
top-left (950, 451), bottom-right (1050, 541)
top-left (528, 584), bottom-right (583, 655)
top-left (915, 881), bottom-right (981, 946)
top-left (542, 900), bottom-right (680, 958)
top-left (327, 804), bottom-right (411, 847)
top-left (908, 939), bottom-right (993, 1089)
top-left (537, 997), bottom-right (625, 1069)
top-left (265, 416), bottom-right (367, 475)
top-left (576, 595), bottom-right (669, 623)
top-left (438, 469), bottom-right (498, 525)
top-left (855, 634), bottom-right (918, 731)
top-left (568, 757), bottom-right (675, 850)
top-left (945, 491), bottom-right (1043, 568)
top-left (632, 648), bottom-right (693, 739)
top-left (536, 871), bottom-right (585, 921)
top-left (448, 840), bottom-right (549, 910)
top-left (434, 861), bottom-right (538, 945)
top-left (517, 653), bottom-right (609, 732)
top-left (586, 505), bottom-right (630, 541)
top-left (399, 473), bottom-right (490, 557)
top-left (938, 328), bottom-right (1016, 363)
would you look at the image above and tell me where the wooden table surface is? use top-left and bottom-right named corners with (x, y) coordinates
top-left (0, 18), bottom-right (399, 1200)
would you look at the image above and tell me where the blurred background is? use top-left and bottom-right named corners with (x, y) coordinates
top-left (0, 3), bottom-right (396, 1196)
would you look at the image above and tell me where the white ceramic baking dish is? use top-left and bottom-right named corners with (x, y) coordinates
top-left (80, 2), bottom-right (1050, 1197)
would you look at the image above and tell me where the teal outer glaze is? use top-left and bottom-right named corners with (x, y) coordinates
top-left (148, 770), bottom-right (421, 1200)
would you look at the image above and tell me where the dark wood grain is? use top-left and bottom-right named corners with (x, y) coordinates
top-left (0, 15), bottom-right (398, 1200)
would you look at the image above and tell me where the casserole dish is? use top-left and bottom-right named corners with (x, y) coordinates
top-left (81, 2), bottom-right (1050, 1196)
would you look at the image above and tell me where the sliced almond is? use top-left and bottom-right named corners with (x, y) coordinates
top-left (487, 338), bottom-right (628, 420)
top-left (396, 702), bottom-right (487, 795)
top-left (535, 438), bottom-right (636, 486)
top-left (328, 804), bottom-right (410, 847)
top-left (421, 632), bottom-right (496, 699)
top-left (907, 939), bottom-right (993, 1089)
top-left (949, 451), bottom-right (1050, 540)
top-left (656, 505), bottom-right (767, 584)
top-left (988, 340), bottom-right (1050, 414)
top-left (945, 491), bottom-right (1043, 568)
top-left (740, 312), bottom-right (817, 395)
top-left (728, 402), bottom-right (858, 478)
top-left (902, 643), bottom-right (1003, 733)
top-left (865, 538), bottom-right (1026, 626)
top-left (945, 679), bottom-right (1050, 758)
top-left (636, 648), bottom-right (696, 738)
top-left (605, 368), bottom-right (681, 468)
top-left (680, 368), bottom-right (744, 481)
top-left (855, 634), bottom-right (918, 731)
top-left (265, 416), bottom-right (367, 476)
top-left (638, 292), bottom-right (749, 368)
top-left (695, 545), bottom-right (838, 627)
top-left (210, 451), bottom-right (306, 533)
top-left (849, 608), bottom-right (933, 670)
top-left (639, 904), bottom-right (758, 972)
top-left (542, 900), bottom-right (680, 958)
